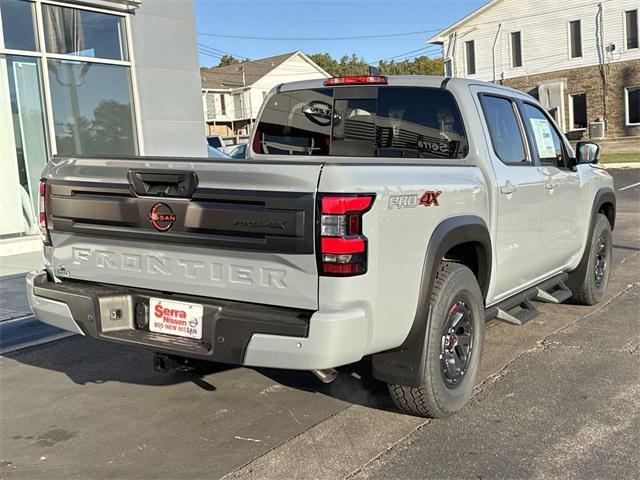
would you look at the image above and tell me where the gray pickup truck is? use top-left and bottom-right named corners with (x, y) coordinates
top-left (28, 75), bottom-right (615, 418)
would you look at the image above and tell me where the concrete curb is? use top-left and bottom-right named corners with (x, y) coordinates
top-left (602, 162), bottom-right (640, 169)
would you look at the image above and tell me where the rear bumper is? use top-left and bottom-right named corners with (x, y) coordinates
top-left (26, 271), bottom-right (367, 370)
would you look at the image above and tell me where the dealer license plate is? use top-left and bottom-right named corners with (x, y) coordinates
top-left (149, 298), bottom-right (203, 339)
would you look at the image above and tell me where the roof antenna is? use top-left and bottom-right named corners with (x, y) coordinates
top-left (369, 65), bottom-right (381, 76)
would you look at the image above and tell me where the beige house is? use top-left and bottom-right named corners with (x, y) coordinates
top-left (201, 51), bottom-right (330, 136)
top-left (428, 0), bottom-right (640, 141)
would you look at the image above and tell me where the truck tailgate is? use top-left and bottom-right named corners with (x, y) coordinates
top-left (44, 157), bottom-right (321, 310)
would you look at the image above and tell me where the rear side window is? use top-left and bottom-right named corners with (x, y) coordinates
top-left (480, 95), bottom-right (528, 165)
top-left (254, 86), bottom-right (468, 160)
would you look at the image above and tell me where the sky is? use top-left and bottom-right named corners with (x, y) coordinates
top-left (193, 0), bottom-right (488, 67)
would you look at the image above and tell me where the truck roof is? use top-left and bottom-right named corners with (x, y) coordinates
top-left (277, 75), bottom-right (533, 100)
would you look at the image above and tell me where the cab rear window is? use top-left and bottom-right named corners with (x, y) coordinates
top-left (254, 86), bottom-right (468, 159)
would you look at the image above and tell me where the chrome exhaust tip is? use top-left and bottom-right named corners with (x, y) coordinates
top-left (311, 368), bottom-right (339, 384)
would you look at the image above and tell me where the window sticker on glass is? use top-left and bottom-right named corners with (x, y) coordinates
top-left (529, 118), bottom-right (556, 158)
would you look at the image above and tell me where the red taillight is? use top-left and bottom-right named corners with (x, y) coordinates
top-left (318, 194), bottom-right (375, 276)
top-left (323, 76), bottom-right (388, 86)
top-left (39, 179), bottom-right (51, 246)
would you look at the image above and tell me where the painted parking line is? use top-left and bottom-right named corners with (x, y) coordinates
top-left (0, 315), bottom-right (74, 355)
top-left (618, 181), bottom-right (640, 191)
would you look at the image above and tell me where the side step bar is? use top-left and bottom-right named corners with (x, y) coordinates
top-left (485, 273), bottom-right (572, 326)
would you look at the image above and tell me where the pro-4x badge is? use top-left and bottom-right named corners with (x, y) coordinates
top-left (387, 191), bottom-right (442, 210)
top-left (420, 191), bottom-right (442, 207)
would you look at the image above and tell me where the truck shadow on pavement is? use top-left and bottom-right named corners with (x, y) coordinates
top-left (6, 335), bottom-right (394, 411)
top-left (254, 360), bottom-right (396, 412)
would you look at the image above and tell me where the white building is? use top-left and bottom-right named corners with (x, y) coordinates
top-left (201, 51), bottom-right (330, 137)
top-left (0, 0), bottom-right (205, 251)
top-left (428, 0), bottom-right (640, 140)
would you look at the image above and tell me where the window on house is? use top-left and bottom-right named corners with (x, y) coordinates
top-left (626, 10), bottom-right (639, 50)
top-left (465, 40), bottom-right (476, 75)
top-left (220, 94), bottom-right (226, 115)
top-left (511, 31), bottom-right (523, 67)
top-left (569, 20), bottom-right (582, 58)
top-left (570, 93), bottom-right (587, 130)
top-left (444, 59), bottom-right (453, 77)
top-left (626, 86), bottom-right (640, 125)
top-left (479, 95), bottom-right (528, 165)
top-left (205, 93), bottom-right (216, 119)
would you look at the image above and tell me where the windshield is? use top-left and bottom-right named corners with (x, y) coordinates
top-left (254, 86), bottom-right (468, 159)
top-left (207, 136), bottom-right (223, 148)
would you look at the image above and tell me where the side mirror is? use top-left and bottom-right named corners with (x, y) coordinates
top-left (575, 141), bottom-right (601, 164)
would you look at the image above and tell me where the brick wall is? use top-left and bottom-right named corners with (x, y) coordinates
top-left (503, 59), bottom-right (640, 139)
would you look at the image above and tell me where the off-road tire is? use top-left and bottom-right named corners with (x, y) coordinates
top-left (570, 213), bottom-right (612, 305)
top-left (388, 262), bottom-right (484, 418)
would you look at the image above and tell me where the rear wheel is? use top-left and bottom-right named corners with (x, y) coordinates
top-left (570, 213), bottom-right (612, 306)
top-left (388, 262), bottom-right (484, 418)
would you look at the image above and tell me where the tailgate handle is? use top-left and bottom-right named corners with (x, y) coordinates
top-left (128, 170), bottom-right (198, 198)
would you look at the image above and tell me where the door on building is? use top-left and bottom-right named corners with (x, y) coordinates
top-left (537, 80), bottom-right (566, 132)
top-left (519, 101), bottom-right (583, 277)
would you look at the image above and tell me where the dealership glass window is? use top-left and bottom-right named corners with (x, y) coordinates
top-left (0, 55), bottom-right (49, 235)
top-left (570, 93), bottom-right (587, 130)
top-left (465, 40), bottom-right (476, 75)
top-left (0, 0), bottom-right (37, 51)
top-left (48, 60), bottom-right (137, 155)
top-left (569, 20), bottom-right (582, 58)
top-left (626, 86), bottom-right (640, 125)
top-left (626, 10), bottom-right (639, 50)
top-left (511, 31), bottom-right (522, 68)
top-left (42, 3), bottom-right (128, 61)
top-left (0, 1), bottom-right (138, 237)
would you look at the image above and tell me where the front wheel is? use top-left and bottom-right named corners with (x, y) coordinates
top-left (570, 213), bottom-right (613, 306)
top-left (388, 261), bottom-right (485, 418)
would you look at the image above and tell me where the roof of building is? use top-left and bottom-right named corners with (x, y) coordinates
top-left (201, 51), bottom-right (327, 90)
top-left (427, 0), bottom-right (505, 44)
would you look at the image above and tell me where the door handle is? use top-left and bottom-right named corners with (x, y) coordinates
top-left (500, 182), bottom-right (516, 195)
top-left (545, 182), bottom-right (557, 190)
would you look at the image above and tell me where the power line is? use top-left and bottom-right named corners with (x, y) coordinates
top-left (198, 43), bottom-right (252, 60)
top-left (197, 28), bottom-right (444, 42)
top-left (382, 46), bottom-right (440, 62)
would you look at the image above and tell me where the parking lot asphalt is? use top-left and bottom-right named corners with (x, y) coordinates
top-left (1, 167), bottom-right (638, 480)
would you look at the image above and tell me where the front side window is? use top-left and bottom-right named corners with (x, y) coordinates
top-left (626, 10), bottom-right (639, 50)
top-left (480, 95), bottom-right (528, 165)
top-left (522, 103), bottom-right (567, 168)
top-left (48, 60), bottom-right (137, 155)
top-left (42, 4), bottom-right (127, 61)
top-left (511, 31), bottom-right (523, 67)
top-left (0, 0), bottom-right (37, 51)
top-left (570, 93), bottom-right (587, 130)
top-left (465, 40), bottom-right (476, 75)
top-left (569, 20), bottom-right (582, 58)
top-left (626, 86), bottom-right (640, 125)
top-left (255, 87), bottom-right (468, 159)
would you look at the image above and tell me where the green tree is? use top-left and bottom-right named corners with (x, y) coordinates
top-left (308, 52), bottom-right (444, 77)
top-left (379, 56), bottom-right (444, 75)
top-left (219, 55), bottom-right (240, 67)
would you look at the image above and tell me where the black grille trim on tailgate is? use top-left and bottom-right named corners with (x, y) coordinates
top-left (48, 180), bottom-right (315, 254)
